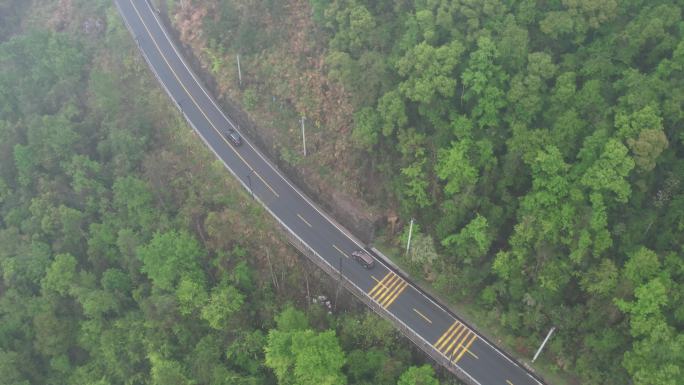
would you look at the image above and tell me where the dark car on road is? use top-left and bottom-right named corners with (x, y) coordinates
top-left (352, 250), bottom-right (375, 269)
top-left (224, 128), bottom-right (242, 146)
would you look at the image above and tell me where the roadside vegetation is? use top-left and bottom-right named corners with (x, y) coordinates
top-left (0, 1), bottom-right (447, 384)
top-left (174, 0), bottom-right (684, 384)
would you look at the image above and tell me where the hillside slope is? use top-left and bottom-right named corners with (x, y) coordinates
top-left (161, 1), bottom-right (684, 384)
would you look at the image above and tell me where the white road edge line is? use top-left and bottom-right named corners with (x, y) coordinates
top-left (131, 2), bottom-right (539, 384)
top-left (142, 0), bottom-right (366, 250)
top-left (118, 2), bottom-right (483, 383)
top-left (131, 0), bottom-right (278, 198)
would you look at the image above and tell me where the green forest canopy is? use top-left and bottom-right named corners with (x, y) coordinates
top-left (203, 0), bottom-right (684, 383)
top-left (315, 1), bottom-right (684, 384)
top-left (0, 1), bottom-right (444, 385)
top-left (1, 0), bottom-right (683, 384)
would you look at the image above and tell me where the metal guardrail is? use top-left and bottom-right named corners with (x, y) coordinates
top-left (116, 3), bottom-right (486, 383)
top-left (284, 231), bottom-right (480, 384)
top-left (368, 248), bottom-right (545, 385)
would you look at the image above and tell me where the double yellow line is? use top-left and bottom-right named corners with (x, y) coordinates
top-left (369, 272), bottom-right (408, 309)
top-left (434, 320), bottom-right (477, 364)
top-left (127, 0), bottom-right (278, 198)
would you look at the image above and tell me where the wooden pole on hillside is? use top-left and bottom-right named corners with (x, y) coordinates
top-left (532, 327), bottom-right (556, 363)
top-left (405, 218), bottom-right (414, 256)
top-left (301, 116), bottom-right (307, 157)
top-left (236, 54), bottom-right (242, 88)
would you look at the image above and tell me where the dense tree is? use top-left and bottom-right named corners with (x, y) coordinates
top-left (617, 274), bottom-right (684, 385)
top-left (406, 230), bottom-right (438, 274)
top-left (299, 1), bottom-right (684, 382)
top-left (149, 354), bottom-right (194, 385)
top-left (41, 253), bottom-right (77, 296)
top-left (352, 107), bottom-right (381, 149)
top-left (0, 349), bottom-right (29, 385)
top-left (462, 36), bottom-right (508, 129)
top-left (436, 140), bottom-right (478, 196)
top-left (136, 230), bottom-right (205, 292)
top-left (0, 4), bottom-right (447, 385)
top-left (580, 139), bottom-right (635, 203)
top-left (4, 1), bottom-right (684, 385)
top-left (441, 214), bottom-right (491, 261)
top-left (397, 365), bottom-right (439, 385)
top-left (396, 40), bottom-right (463, 105)
top-left (265, 307), bottom-right (346, 385)
top-left (200, 280), bottom-right (245, 329)
top-left (112, 176), bottom-right (158, 233)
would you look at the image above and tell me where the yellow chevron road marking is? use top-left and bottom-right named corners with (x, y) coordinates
top-left (368, 273), bottom-right (392, 297)
top-left (382, 281), bottom-right (408, 308)
top-left (372, 275), bottom-right (397, 300)
top-left (374, 275), bottom-right (401, 304)
top-left (438, 323), bottom-right (464, 352)
top-left (435, 321), bottom-right (460, 350)
top-left (433, 318), bottom-right (478, 364)
top-left (443, 327), bottom-right (469, 358)
top-left (367, 272), bottom-right (408, 309)
top-left (453, 333), bottom-right (478, 363)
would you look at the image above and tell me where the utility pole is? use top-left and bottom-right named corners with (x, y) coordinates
top-left (236, 54), bottom-right (242, 88)
top-left (405, 218), bottom-right (414, 256)
top-left (532, 326), bottom-right (556, 363)
top-left (301, 116), bottom-right (306, 157)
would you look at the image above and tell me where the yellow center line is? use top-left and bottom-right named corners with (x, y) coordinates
top-left (297, 213), bottom-right (312, 227)
top-left (374, 275), bottom-right (402, 303)
top-left (369, 273), bottom-right (392, 297)
top-left (130, 7), bottom-right (485, 369)
top-left (435, 321), bottom-right (460, 349)
top-left (368, 273), bottom-right (392, 297)
top-left (332, 244), bottom-right (348, 258)
top-left (128, 0), bottom-right (279, 198)
top-left (413, 308), bottom-right (433, 324)
top-left (453, 333), bottom-right (478, 363)
top-left (382, 281), bottom-right (408, 308)
top-left (506, 381), bottom-right (514, 385)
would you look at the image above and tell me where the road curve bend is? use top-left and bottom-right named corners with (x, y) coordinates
top-left (113, 2), bottom-right (548, 385)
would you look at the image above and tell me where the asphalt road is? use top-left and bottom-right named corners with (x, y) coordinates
top-left (114, 1), bottom-right (547, 384)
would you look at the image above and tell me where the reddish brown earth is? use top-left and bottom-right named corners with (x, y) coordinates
top-left (168, 0), bottom-right (382, 241)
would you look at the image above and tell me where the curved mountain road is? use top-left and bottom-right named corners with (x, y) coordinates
top-left (113, 2), bottom-right (548, 385)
